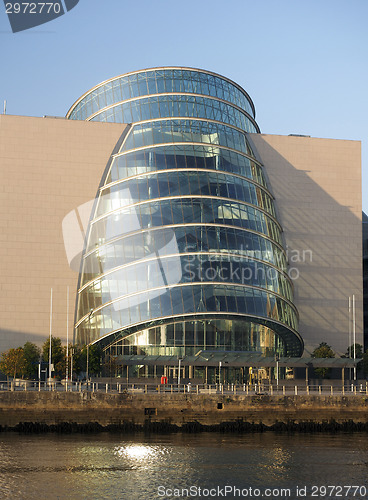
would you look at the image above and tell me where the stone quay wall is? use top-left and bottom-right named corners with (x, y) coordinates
top-left (0, 392), bottom-right (368, 429)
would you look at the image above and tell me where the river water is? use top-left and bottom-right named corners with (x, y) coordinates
top-left (0, 432), bottom-right (367, 499)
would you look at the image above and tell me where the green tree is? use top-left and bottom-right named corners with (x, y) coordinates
top-left (344, 343), bottom-right (363, 359)
top-left (0, 347), bottom-right (27, 379)
top-left (42, 337), bottom-right (66, 378)
top-left (362, 349), bottom-right (368, 377)
top-left (343, 344), bottom-right (364, 377)
top-left (75, 345), bottom-right (102, 377)
top-left (23, 342), bottom-right (41, 379)
top-left (312, 342), bottom-right (335, 378)
top-left (103, 353), bottom-right (118, 378)
top-left (86, 344), bottom-right (102, 376)
top-left (70, 345), bottom-right (83, 376)
top-left (67, 344), bottom-right (101, 378)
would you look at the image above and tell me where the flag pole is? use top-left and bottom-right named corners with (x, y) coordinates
top-left (49, 288), bottom-right (53, 384)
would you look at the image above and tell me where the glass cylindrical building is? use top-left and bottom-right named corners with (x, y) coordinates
top-left (67, 67), bottom-right (303, 371)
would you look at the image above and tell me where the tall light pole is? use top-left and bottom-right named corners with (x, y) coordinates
top-left (348, 296), bottom-right (352, 380)
top-left (86, 344), bottom-right (89, 383)
top-left (178, 357), bottom-right (182, 386)
top-left (353, 294), bottom-right (356, 381)
top-left (49, 288), bottom-right (53, 382)
top-left (87, 309), bottom-right (93, 383)
top-left (66, 286), bottom-right (69, 386)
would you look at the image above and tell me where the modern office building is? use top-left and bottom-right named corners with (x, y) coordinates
top-left (363, 212), bottom-right (368, 349)
top-left (0, 67), bottom-right (363, 380)
top-left (66, 68), bottom-right (303, 373)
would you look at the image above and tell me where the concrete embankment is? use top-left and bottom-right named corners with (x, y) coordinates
top-left (0, 392), bottom-right (368, 432)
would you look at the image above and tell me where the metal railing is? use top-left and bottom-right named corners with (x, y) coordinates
top-left (1, 380), bottom-right (367, 396)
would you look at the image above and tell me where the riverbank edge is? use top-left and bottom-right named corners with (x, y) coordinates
top-left (2, 419), bottom-right (368, 434)
top-left (1, 392), bottom-right (368, 433)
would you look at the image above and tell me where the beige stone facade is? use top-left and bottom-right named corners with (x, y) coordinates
top-left (0, 116), bottom-right (363, 356)
top-left (0, 115), bottom-right (125, 352)
top-left (248, 134), bottom-right (363, 354)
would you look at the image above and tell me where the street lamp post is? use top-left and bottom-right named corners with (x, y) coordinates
top-left (178, 358), bottom-right (182, 387)
top-left (353, 294), bottom-right (356, 381)
top-left (87, 309), bottom-right (93, 385)
top-left (86, 344), bottom-right (89, 384)
top-left (275, 353), bottom-right (279, 388)
top-left (49, 288), bottom-right (53, 384)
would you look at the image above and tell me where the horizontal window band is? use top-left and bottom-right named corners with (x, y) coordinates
top-left (77, 312), bottom-right (302, 353)
top-left (111, 139), bottom-right (264, 172)
top-left (75, 281), bottom-right (299, 328)
top-left (78, 250), bottom-right (293, 293)
top-left (66, 66), bottom-right (256, 119)
top-left (82, 222), bottom-right (287, 262)
top-left (101, 167), bottom-right (274, 202)
top-left (89, 194), bottom-right (282, 232)
top-left (84, 92), bottom-right (258, 131)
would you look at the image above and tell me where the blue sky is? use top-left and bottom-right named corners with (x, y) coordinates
top-left (1, 0), bottom-right (367, 213)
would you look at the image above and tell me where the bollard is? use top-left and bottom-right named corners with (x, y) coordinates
top-left (295, 385), bottom-right (298, 395)
top-left (331, 386), bottom-right (333, 395)
top-left (196, 385), bottom-right (199, 394)
top-left (306, 385), bottom-right (309, 395)
top-left (319, 386), bottom-right (321, 394)
top-left (234, 385), bottom-right (236, 395)
top-left (246, 385), bottom-right (249, 395)
top-left (283, 386), bottom-right (285, 395)
top-left (270, 385), bottom-right (273, 396)
top-left (221, 384), bottom-right (224, 394)
top-left (145, 385), bottom-right (147, 394)
top-left (106, 383), bottom-right (108, 393)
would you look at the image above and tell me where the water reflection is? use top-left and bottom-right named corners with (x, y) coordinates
top-left (0, 433), bottom-right (366, 499)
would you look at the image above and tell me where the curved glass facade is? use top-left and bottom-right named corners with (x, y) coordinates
top-left (67, 67), bottom-right (303, 359)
